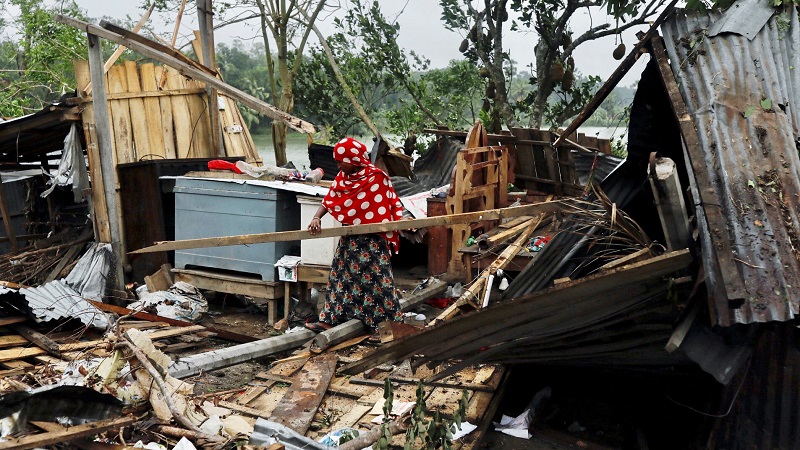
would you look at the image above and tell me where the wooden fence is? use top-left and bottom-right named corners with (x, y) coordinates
top-left (73, 60), bottom-right (260, 165)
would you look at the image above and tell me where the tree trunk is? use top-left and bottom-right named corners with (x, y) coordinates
top-left (529, 40), bottom-right (553, 129)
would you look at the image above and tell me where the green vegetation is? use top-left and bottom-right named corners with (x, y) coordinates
top-left (0, 0), bottom-right (761, 159)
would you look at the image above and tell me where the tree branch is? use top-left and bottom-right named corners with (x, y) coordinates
top-left (297, 6), bottom-right (381, 137)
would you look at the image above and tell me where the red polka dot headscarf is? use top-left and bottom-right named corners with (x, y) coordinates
top-left (322, 138), bottom-right (404, 252)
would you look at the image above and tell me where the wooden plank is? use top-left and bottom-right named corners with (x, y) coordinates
top-left (349, 377), bottom-right (495, 393)
top-left (133, 202), bottom-right (563, 254)
top-left (184, 78), bottom-right (213, 157)
top-left (0, 335), bottom-right (30, 349)
top-left (0, 316), bottom-right (29, 327)
top-left (73, 60), bottom-right (111, 244)
top-left (144, 263), bottom-right (173, 292)
top-left (55, 15), bottom-right (314, 134)
top-left (11, 325), bottom-right (60, 356)
top-left (138, 63), bottom-right (167, 159)
top-left (271, 354), bottom-right (338, 434)
top-left (0, 346), bottom-right (47, 363)
top-left (165, 67), bottom-right (195, 158)
top-left (459, 369), bottom-right (510, 450)
top-left (0, 416), bottom-right (135, 450)
top-left (153, 66), bottom-right (177, 159)
top-left (107, 64), bottom-right (134, 163)
top-left (30, 422), bottom-right (139, 450)
top-left (123, 61), bottom-right (151, 159)
top-left (171, 269), bottom-right (284, 300)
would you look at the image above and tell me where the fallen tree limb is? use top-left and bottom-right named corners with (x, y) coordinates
top-left (131, 202), bottom-right (563, 254)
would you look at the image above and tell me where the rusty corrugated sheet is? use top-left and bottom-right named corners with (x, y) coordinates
top-left (661, 7), bottom-right (800, 325)
top-left (711, 324), bottom-right (800, 449)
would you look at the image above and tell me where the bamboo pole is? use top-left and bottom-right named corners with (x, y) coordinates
top-left (130, 202), bottom-right (562, 254)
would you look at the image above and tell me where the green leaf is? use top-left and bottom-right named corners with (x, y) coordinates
top-left (761, 98), bottom-right (773, 110)
top-left (744, 105), bottom-right (757, 118)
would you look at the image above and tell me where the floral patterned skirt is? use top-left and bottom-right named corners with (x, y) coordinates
top-left (318, 234), bottom-right (402, 331)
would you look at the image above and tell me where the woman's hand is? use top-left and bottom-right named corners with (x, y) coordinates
top-left (308, 217), bottom-right (322, 235)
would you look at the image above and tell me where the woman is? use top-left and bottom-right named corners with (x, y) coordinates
top-left (306, 137), bottom-right (404, 335)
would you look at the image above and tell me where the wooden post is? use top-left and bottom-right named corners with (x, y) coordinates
top-left (649, 156), bottom-right (691, 250)
top-left (0, 176), bottom-right (18, 252)
top-left (87, 33), bottom-right (125, 290)
top-left (197, 0), bottom-right (222, 156)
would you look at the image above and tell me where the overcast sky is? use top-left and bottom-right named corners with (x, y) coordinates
top-left (37, 0), bottom-right (651, 86)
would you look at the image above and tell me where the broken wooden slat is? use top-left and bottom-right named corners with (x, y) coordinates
top-left (0, 335), bottom-right (30, 349)
top-left (0, 316), bottom-right (29, 327)
top-left (11, 325), bottom-right (61, 356)
top-left (430, 215), bottom-right (544, 325)
top-left (144, 263), bottom-right (173, 293)
top-left (87, 300), bottom-right (256, 343)
top-left (30, 421), bottom-right (139, 450)
top-left (349, 377), bottom-right (495, 393)
top-left (44, 244), bottom-right (81, 283)
top-left (132, 202), bottom-right (563, 254)
top-left (0, 416), bottom-right (136, 450)
top-left (271, 354), bottom-right (338, 434)
top-left (0, 346), bottom-right (47, 363)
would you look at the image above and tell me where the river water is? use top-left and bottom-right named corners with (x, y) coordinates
top-left (253, 126), bottom-right (626, 169)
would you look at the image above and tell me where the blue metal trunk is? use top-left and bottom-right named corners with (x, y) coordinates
top-left (173, 178), bottom-right (300, 281)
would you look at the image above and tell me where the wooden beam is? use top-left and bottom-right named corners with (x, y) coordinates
top-left (0, 177), bottom-right (18, 252)
top-left (649, 35), bottom-right (745, 301)
top-left (271, 354), bottom-right (338, 434)
top-left (54, 15), bottom-right (314, 134)
top-left (0, 416), bottom-right (136, 450)
top-left (348, 377), bottom-right (495, 393)
top-left (196, 0), bottom-right (222, 157)
top-left (131, 202), bottom-right (562, 254)
top-left (86, 33), bottom-right (124, 290)
top-left (553, 0), bottom-right (679, 147)
top-left (100, 21), bottom-right (216, 77)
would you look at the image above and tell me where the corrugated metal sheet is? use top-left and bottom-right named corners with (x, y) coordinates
top-left (711, 324), bottom-right (800, 450)
top-left (661, 7), bottom-right (800, 325)
top-left (391, 137), bottom-right (463, 197)
top-left (19, 280), bottom-right (108, 328)
top-left (0, 243), bottom-right (111, 328)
